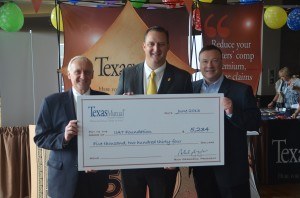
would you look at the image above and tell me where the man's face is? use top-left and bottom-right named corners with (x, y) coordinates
top-left (143, 30), bottom-right (169, 69)
top-left (68, 59), bottom-right (94, 94)
top-left (199, 49), bottom-right (223, 84)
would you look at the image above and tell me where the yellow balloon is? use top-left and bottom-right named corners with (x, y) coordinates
top-left (264, 6), bottom-right (287, 29)
top-left (50, 5), bottom-right (64, 31)
top-left (199, 0), bottom-right (213, 2)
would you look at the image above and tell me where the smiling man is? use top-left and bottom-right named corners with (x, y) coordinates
top-left (191, 45), bottom-right (261, 198)
top-left (115, 26), bottom-right (193, 198)
top-left (34, 56), bottom-right (109, 198)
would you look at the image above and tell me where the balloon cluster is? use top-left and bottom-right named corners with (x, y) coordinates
top-left (264, 6), bottom-right (300, 31)
top-left (0, 2), bottom-right (24, 32)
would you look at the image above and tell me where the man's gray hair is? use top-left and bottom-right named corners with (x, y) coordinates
top-left (67, 56), bottom-right (93, 72)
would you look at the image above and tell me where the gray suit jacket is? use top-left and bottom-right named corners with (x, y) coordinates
top-left (115, 62), bottom-right (193, 95)
top-left (34, 89), bottom-right (108, 198)
top-left (193, 77), bottom-right (261, 187)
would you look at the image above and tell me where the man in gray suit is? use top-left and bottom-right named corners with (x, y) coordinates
top-left (115, 26), bottom-right (193, 198)
top-left (34, 56), bottom-right (109, 198)
top-left (192, 45), bottom-right (261, 198)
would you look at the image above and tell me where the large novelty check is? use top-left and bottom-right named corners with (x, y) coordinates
top-left (77, 94), bottom-right (224, 171)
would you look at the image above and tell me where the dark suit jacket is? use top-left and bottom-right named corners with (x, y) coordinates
top-left (193, 77), bottom-right (261, 187)
top-left (115, 62), bottom-right (193, 95)
top-left (34, 89), bottom-right (108, 198)
top-left (115, 62), bottom-right (192, 174)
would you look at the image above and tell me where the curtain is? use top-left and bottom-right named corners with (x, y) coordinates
top-left (0, 126), bottom-right (30, 198)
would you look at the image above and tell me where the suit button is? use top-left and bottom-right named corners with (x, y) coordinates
top-left (74, 164), bottom-right (78, 167)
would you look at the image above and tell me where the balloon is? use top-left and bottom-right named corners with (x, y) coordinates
top-left (51, 5), bottom-right (64, 31)
top-left (239, 0), bottom-right (260, 3)
top-left (162, 0), bottom-right (184, 9)
top-left (264, 6), bottom-right (287, 29)
top-left (0, 2), bottom-right (24, 32)
top-left (199, 0), bottom-right (213, 3)
top-left (287, 8), bottom-right (300, 31)
top-left (130, 0), bottom-right (146, 8)
top-left (68, 0), bottom-right (79, 4)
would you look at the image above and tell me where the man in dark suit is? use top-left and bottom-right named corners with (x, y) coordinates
top-left (192, 45), bottom-right (261, 198)
top-left (115, 26), bottom-right (193, 198)
top-left (34, 56), bottom-right (109, 198)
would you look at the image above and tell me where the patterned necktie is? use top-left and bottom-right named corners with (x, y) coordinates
top-left (147, 71), bottom-right (157, 95)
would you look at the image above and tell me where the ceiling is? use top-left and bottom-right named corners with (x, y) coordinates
top-left (3, 0), bottom-right (300, 18)
top-left (9, 0), bottom-right (55, 17)
top-left (5, 0), bottom-right (167, 17)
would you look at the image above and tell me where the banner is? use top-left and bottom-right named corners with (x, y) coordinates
top-left (200, 3), bottom-right (263, 94)
top-left (61, 3), bottom-right (192, 94)
top-left (60, 3), bottom-right (193, 197)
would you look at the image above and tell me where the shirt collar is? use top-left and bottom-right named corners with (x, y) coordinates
top-left (203, 75), bottom-right (224, 87)
top-left (144, 62), bottom-right (166, 79)
top-left (201, 75), bottom-right (224, 93)
top-left (72, 87), bottom-right (91, 102)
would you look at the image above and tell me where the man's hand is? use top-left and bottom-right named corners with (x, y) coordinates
top-left (221, 97), bottom-right (233, 115)
top-left (164, 167), bottom-right (177, 170)
top-left (64, 120), bottom-right (78, 142)
top-left (123, 92), bottom-right (134, 95)
top-left (85, 169), bottom-right (98, 173)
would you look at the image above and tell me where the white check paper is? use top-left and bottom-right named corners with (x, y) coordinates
top-left (77, 94), bottom-right (224, 170)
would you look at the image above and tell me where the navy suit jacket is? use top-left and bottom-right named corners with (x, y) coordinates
top-left (115, 62), bottom-right (193, 95)
top-left (34, 89), bottom-right (108, 198)
top-left (193, 77), bottom-right (261, 187)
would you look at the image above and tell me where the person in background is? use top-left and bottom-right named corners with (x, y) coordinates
top-left (115, 26), bottom-right (193, 198)
top-left (192, 45), bottom-right (261, 198)
top-left (268, 67), bottom-right (300, 112)
top-left (267, 78), bottom-right (283, 108)
top-left (34, 56), bottom-right (109, 198)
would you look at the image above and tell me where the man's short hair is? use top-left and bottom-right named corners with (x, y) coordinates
top-left (199, 45), bottom-right (223, 58)
top-left (144, 26), bottom-right (169, 44)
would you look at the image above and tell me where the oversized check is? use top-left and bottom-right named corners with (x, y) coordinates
top-left (77, 94), bottom-right (224, 171)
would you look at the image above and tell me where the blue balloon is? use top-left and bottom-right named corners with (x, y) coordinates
top-left (287, 8), bottom-right (300, 31)
top-left (68, 0), bottom-right (79, 4)
top-left (239, 0), bottom-right (261, 4)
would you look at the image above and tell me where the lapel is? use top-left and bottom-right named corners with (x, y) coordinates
top-left (135, 63), bottom-right (145, 94)
top-left (193, 79), bottom-right (203, 93)
top-left (218, 77), bottom-right (231, 97)
top-left (90, 89), bottom-right (97, 95)
top-left (65, 89), bottom-right (76, 120)
top-left (158, 63), bottom-right (174, 94)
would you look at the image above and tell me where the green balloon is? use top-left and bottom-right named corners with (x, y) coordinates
top-left (0, 2), bottom-right (24, 32)
top-left (131, 0), bottom-right (146, 8)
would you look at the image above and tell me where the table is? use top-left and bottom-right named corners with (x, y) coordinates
top-left (257, 119), bottom-right (300, 184)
